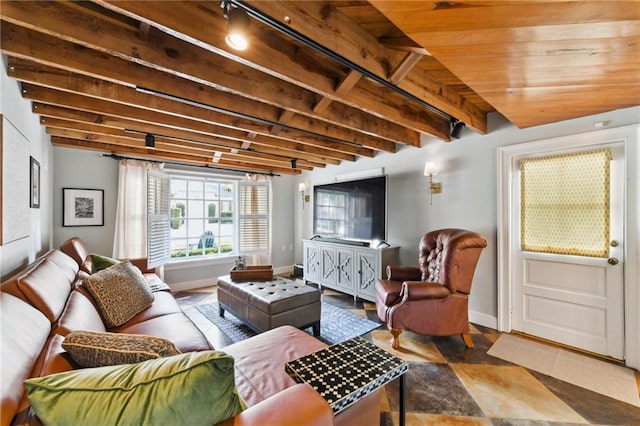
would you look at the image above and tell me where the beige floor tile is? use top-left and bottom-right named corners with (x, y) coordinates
top-left (371, 330), bottom-right (446, 363)
top-left (362, 301), bottom-right (376, 310)
top-left (451, 364), bottom-right (587, 423)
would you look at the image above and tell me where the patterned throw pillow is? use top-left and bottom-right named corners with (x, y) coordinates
top-left (83, 261), bottom-right (154, 328)
top-left (62, 330), bottom-right (181, 368)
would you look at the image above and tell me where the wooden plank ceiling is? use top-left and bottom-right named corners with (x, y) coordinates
top-left (1, 1), bottom-right (636, 175)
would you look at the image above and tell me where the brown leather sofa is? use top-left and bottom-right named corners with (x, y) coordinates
top-left (1, 237), bottom-right (380, 426)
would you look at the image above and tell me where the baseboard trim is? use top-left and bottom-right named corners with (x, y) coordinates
top-left (168, 278), bottom-right (217, 292)
top-left (469, 310), bottom-right (497, 330)
top-left (168, 265), bottom-right (295, 292)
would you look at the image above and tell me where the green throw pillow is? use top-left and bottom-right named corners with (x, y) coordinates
top-left (62, 330), bottom-right (181, 368)
top-left (83, 261), bottom-right (154, 328)
top-left (89, 253), bottom-right (120, 273)
top-left (25, 351), bottom-right (245, 426)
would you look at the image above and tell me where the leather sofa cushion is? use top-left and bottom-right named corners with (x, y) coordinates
top-left (56, 289), bottom-right (107, 336)
top-left (43, 249), bottom-right (80, 286)
top-left (83, 261), bottom-right (154, 328)
top-left (121, 291), bottom-right (182, 324)
top-left (1, 293), bottom-right (51, 426)
top-left (223, 325), bottom-right (326, 406)
top-left (15, 258), bottom-right (73, 323)
top-left (34, 334), bottom-right (76, 377)
top-left (60, 236), bottom-right (93, 274)
top-left (113, 312), bottom-right (212, 353)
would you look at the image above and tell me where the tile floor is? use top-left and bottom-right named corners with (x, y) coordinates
top-left (175, 285), bottom-right (640, 425)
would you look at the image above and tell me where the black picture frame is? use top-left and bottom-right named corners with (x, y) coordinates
top-left (30, 156), bottom-right (40, 208)
top-left (62, 188), bottom-right (104, 226)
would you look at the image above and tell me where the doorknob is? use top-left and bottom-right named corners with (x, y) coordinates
top-left (608, 257), bottom-right (619, 265)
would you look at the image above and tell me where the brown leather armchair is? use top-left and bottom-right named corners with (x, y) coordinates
top-left (375, 228), bottom-right (487, 349)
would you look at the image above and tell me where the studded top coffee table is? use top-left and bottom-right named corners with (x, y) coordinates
top-left (217, 275), bottom-right (321, 336)
top-left (285, 337), bottom-right (409, 426)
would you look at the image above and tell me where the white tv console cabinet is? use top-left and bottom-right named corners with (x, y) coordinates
top-left (302, 239), bottom-right (400, 302)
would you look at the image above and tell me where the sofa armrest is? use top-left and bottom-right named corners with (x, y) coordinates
top-left (402, 281), bottom-right (451, 301)
top-left (386, 265), bottom-right (421, 281)
top-left (216, 384), bottom-right (334, 426)
top-left (126, 258), bottom-right (154, 274)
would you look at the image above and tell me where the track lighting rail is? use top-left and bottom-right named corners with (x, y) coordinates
top-left (230, 0), bottom-right (460, 126)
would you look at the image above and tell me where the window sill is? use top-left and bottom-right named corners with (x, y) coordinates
top-left (164, 255), bottom-right (236, 271)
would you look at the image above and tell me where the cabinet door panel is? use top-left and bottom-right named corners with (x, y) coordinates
top-left (336, 248), bottom-right (355, 291)
top-left (356, 251), bottom-right (379, 300)
top-left (321, 247), bottom-right (337, 286)
top-left (303, 242), bottom-right (320, 283)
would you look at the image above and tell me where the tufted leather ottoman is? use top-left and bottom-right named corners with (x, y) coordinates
top-left (217, 275), bottom-right (321, 336)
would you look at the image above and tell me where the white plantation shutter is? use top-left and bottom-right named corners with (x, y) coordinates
top-left (238, 181), bottom-right (269, 254)
top-left (147, 170), bottom-right (171, 268)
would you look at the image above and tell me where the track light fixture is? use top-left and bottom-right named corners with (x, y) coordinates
top-left (451, 121), bottom-right (466, 139)
top-left (291, 159), bottom-right (297, 169)
top-left (145, 133), bottom-right (155, 147)
top-left (221, 1), bottom-right (250, 51)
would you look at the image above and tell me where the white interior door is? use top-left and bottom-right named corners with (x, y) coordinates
top-left (512, 143), bottom-right (625, 359)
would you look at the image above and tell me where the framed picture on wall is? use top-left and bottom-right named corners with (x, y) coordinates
top-left (63, 188), bottom-right (104, 227)
top-left (30, 156), bottom-right (40, 208)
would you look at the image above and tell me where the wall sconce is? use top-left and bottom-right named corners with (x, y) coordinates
top-left (298, 183), bottom-right (310, 208)
top-left (222, 1), bottom-right (250, 51)
top-left (424, 162), bottom-right (441, 205)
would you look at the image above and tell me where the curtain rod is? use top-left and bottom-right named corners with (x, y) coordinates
top-left (102, 154), bottom-right (278, 176)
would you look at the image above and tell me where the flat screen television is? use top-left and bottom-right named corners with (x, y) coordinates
top-left (312, 175), bottom-right (387, 243)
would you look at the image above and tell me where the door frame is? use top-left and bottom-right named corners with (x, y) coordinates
top-left (497, 125), bottom-right (639, 369)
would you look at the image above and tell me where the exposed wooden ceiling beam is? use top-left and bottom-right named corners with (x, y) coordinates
top-left (1, 1), bottom-right (411, 148)
top-left (6, 58), bottom-right (353, 163)
top-left (0, 20), bottom-right (399, 153)
top-left (242, 1), bottom-right (487, 133)
top-left (388, 52), bottom-right (423, 85)
top-left (92, 0), bottom-right (433, 142)
top-left (35, 103), bottom-right (338, 167)
top-left (313, 70), bottom-right (362, 114)
top-left (42, 118), bottom-right (318, 170)
top-left (52, 136), bottom-right (302, 175)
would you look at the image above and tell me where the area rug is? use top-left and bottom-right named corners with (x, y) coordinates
top-left (488, 333), bottom-right (640, 407)
top-left (195, 301), bottom-right (381, 345)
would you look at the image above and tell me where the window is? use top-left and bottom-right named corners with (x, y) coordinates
top-left (147, 170), bottom-right (270, 263)
top-left (168, 176), bottom-right (235, 259)
top-left (520, 148), bottom-right (611, 257)
top-left (238, 181), bottom-right (270, 253)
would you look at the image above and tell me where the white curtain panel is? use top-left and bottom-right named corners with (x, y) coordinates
top-left (112, 159), bottom-right (163, 259)
top-left (244, 173), bottom-right (272, 266)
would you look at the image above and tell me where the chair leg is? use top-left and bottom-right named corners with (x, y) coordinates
top-left (390, 328), bottom-right (402, 349)
top-left (462, 332), bottom-right (474, 348)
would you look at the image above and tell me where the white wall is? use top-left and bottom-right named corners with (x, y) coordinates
top-left (294, 107), bottom-right (640, 322)
top-left (0, 59), bottom-right (53, 280)
top-left (52, 148), bottom-right (119, 255)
